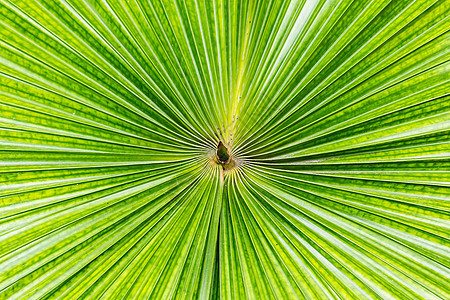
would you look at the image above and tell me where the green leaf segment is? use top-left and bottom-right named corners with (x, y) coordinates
top-left (0, 0), bottom-right (449, 299)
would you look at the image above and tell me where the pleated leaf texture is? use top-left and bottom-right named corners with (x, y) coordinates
top-left (0, 0), bottom-right (449, 299)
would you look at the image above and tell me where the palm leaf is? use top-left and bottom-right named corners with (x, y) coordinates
top-left (0, 0), bottom-right (449, 299)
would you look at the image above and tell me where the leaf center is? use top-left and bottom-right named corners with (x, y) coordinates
top-left (216, 141), bottom-right (230, 164)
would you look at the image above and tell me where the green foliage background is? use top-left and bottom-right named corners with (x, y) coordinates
top-left (0, 0), bottom-right (449, 299)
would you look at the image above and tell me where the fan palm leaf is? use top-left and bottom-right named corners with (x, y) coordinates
top-left (0, 0), bottom-right (449, 299)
